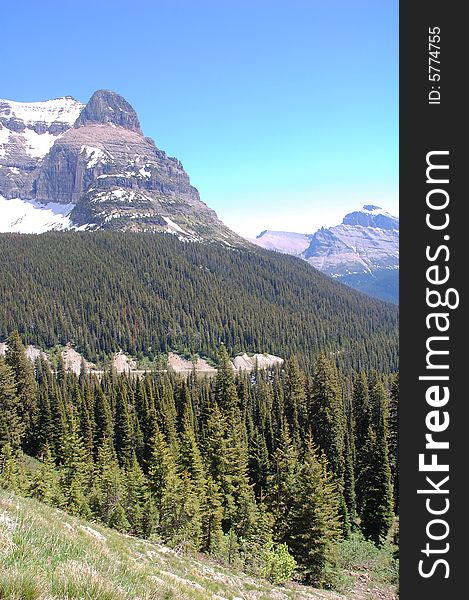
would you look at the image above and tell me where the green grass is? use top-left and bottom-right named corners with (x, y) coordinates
top-left (1, 489), bottom-right (351, 600)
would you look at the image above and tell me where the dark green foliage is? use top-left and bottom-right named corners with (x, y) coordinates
top-left (359, 381), bottom-right (394, 545)
top-left (4, 331), bottom-right (37, 452)
top-left (0, 232), bottom-right (398, 372)
top-left (31, 443), bottom-right (63, 506)
top-left (283, 439), bottom-right (343, 585)
top-left (114, 385), bottom-right (134, 467)
top-left (388, 373), bottom-right (399, 511)
top-left (0, 332), bottom-right (398, 586)
top-left (0, 357), bottom-right (23, 451)
top-left (309, 354), bottom-right (347, 530)
top-left (353, 371), bottom-right (372, 517)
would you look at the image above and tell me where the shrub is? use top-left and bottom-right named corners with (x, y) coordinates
top-left (261, 540), bottom-right (296, 584)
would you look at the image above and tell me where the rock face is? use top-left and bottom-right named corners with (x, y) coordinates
top-left (74, 89), bottom-right (141, 132)
top-left (252, 206), bottom-right (399, 304)
top-left (0, 90), bottom-right (243, 244)
top-left (0, 96), bottom-right (84, 200)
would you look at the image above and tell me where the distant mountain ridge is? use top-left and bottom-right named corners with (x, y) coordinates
top-left (253, 205), bottom-right (399, 304)
top-left (0, 90), bottom-right (242, 244)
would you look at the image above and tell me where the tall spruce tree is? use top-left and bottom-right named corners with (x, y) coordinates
top-left (284, 438), bottom-right (343, 585)
top-left (388, 373), bottom-right (399, 511)
top-left (59, 407), bottom-right (91, 518)
top-left (309, 353), bottom-right (347, 530)
top-left (352, 371), bottom-right (371, 517)
top-left (359, 381), bottom-right (394, 545)
top-left (5, 331), bottom-right (37, 452)
top-left (0, 356), bottom-right (23, 451)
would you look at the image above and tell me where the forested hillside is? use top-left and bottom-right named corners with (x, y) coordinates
top-left (0, 232), bottom-right (398, 372)
top-left (0, 333), bottom-right (399, 589)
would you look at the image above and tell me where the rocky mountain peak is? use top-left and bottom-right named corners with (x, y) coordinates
top-left (342, 205), bottom-right (399, 231)
top-left (74, 89), bottom-right (141, 133)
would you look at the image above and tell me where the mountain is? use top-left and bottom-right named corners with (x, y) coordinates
top-left (0, 231), bottom-right (398, 373)
top-left (253, 206), bottom-right (399, 304)
top-left (0, 90), bottom-right (242, 244)
top-left (252, 230), bottom-right (312, 255)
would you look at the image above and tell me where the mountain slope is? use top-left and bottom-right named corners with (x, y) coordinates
top-left (252, 206), bottom-right (399, 304)
top-left (0, 91), bottom-right (242, 244)
top-left (0, 488), bottom-right (367, 600)
top-left (0, 231), bottom-right (398, 372)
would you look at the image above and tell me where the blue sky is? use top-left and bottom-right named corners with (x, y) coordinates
top-left (2, 0), bottom-right (398, 237)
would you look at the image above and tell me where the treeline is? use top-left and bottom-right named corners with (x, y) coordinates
top-left (0, 332), bottom-right (398, 586)
top-left (0, 232), bottom-right (398, 372)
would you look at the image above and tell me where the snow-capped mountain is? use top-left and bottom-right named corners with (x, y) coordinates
top-left (0, 91), bottom-right (242, 244)
top-left (252, 230), bottom-right (312, 255)
top-left (253, 206), bottom-right (399, 304)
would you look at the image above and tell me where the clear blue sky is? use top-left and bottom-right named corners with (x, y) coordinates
top-left (2, 0), bottom-right (398, 237)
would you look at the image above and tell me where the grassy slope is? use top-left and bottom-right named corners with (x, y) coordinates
top-left (1, 489), bottom-right (350, 600)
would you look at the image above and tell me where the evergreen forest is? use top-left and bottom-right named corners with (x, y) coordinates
top-left (0, 232), bottom-right (398, 373)
top-left (0, 331), bottom-right (399, 588)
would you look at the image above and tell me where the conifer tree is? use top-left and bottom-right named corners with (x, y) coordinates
top-left (201, 475), bottom-right (224, 554)
top-left (35, 381), bottom-right (53, 455)
top-left (388, 373), bottom-right (399, 511)
top-left (94, 388), bottom-right (113, 451)
top-left (5, 331), bottom-right (37, 452)
top-left (268, 419), bottom-right (300, 542)
top-left (124, 452), bottom-right (156, 537)
top-left (78, 384), bottom-right (95, 458)
top-left (309, 353), bottom-right (347, 530)
top-left (31, 443), bottom-right (63, 506)
top-left (59, 407), bottom-right (91, 518)
top-left (249, 429), bottom-right (270, 498)
top-left (179, 401), bottom-right (206, 489)
top-left (49, 382), bottom-right (68, 460)
top-left (0, 356), bottom-right (23, 451)
top-left (284, 438), bottom-right (343, 585)
top-left (352, 371), bottom-right (371, 516)
top-left (0, 443), bottom-right (30, 494)
top-left (283, 356), bottom-right (306, 439)
top-left (114, 384), bottom-right (134, 467)
top-left (359, 381), bottom-right (394, 545)
top-left (215, 345), bottom-right (240, 413)
top-left (91, 435), bottom-right (129, 531)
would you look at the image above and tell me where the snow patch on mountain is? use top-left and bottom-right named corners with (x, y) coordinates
top-left (0, 97), bottom-right (84, 127)
top-left (19, 129), bottom-right (59, 158)
top-left (0, 195), bottom-right (74, 233)
top-left (163, 216), bottom-right (187, 234)
top-left (80, 146), bottom-right (111, 168)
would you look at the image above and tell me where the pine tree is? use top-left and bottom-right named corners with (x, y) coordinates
top-left (284, 438), bottom-right (343, 585)
top-left (49, 382), bottom-right (68, 460)
top-left (94, 388), bottom-right (113, 451)
top-left (0, 356), bottom-right (23, 451)
top-left (352, 371), bottom-right (371, 517)
top-left (31, 443), bottom-right (63, 506)
top-left (268, 419), bottom-right (300, 542)
top-left (4, 331), bottom-right (37, 452)
top-left (388, 373), bottom-right (399, 511)
top-left (309, 353), bottom-right (347, 530)
top-left (91, 435), bottom-right (129, 531)
top-left (114, 384), bottom-right (134, 467)
top-left (0, 443), bottom-right (30, 494)
top-left (215, 345), bottom-right (240, 413)
top-left (201, 475), bottom-right (224, 553)
top-left (359, 381), bottom-right (394, 545)
top-left (124, 452), bottom-right (156, 537)
top-left (59, 407), bottom-right (91, 518)
top-left (283, 356), bottom-right (306, 440)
